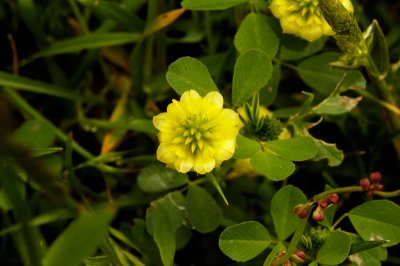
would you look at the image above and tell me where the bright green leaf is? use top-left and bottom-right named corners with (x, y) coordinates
top-left (264, 137), bottom-right (318, 161)
top-left (181, 0), bottom-right (247, 10)
top-left (317, 231), bottom-right (351, 265)
top-left (314, 95), bottom-right (362, 115)
top-left (233, 134), bottom-right (261, 159)
top-left (250, 152), bottom-right (295, 181)
top-left (43, 208), bottom-right (115, 266)
top-left (270, 185), bottom-right (307, 240)
top-left (166, 57), bottom-right (218, 96)
top-left (219, 221), bottom-right (271, 262)
top-left (185, 186), bottom-right (222, 233)
top-left (234, 13), bottom-right (279, 58)
top-left (137, 164), bottom-right (188, 193)
top-left (297, 52), bottom-right (347, 94)
top-left (36, 33), bottom-right (141, 57)
top-left (232, 49), bottom-right (272, 106)
top-left (260, 64), bottom-right (280, 107)
top-left (349, 200), bottom-right (400, 247)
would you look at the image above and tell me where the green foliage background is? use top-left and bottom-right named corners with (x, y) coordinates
top-left (0, 0), bottom-right (400, 265)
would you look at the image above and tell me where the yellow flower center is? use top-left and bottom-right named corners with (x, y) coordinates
top-left (289, 0), bottom-right (321, 18)
top-left (181, 114), bottom-right (209, 153)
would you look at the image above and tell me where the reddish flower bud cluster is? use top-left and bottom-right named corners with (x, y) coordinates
top-left (311, 193), bottom-right (339, 222)
top-left (272, 249), bottom-right (305, 266)
top-left (360, 171), bottom-right (384, 197)
top-left (293, 193), bottom-right (340, 222)
top-left (294, 204), bottom-right (309, 219)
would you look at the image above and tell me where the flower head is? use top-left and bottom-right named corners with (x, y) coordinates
top-left (269, 0), bottom-right (354, 42)
top-left (153, 90), bottom-right (239, 174)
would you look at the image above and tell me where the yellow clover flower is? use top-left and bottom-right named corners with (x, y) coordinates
top-left (153, 90), bottom-right (239, 175)
top-left (269, 0), bottom-right (354, 42)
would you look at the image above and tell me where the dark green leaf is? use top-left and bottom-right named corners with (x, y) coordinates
top-left (181, 0), bottom-right (247, 10)
top-left (146, 192), bottom-right (185, 266)
top-left (365, 20), bottom-right (390, 74)
top-left (137, 164), bottom-right (188, 193)
top-left (280, 36), bottom-right (326, 61)
top-left (185, 186), bottom-right (222, 233)
top-left (78, 0), bottom-right (145, 32)
top-left (83, 256), bottom-right (110, 266)
top-left (43, 208), bottom-right (116, 266)
top-left (219, 221), bottom-right (271, 262)
top-left (349, 240), bottom-right (387, 255)
top-left (36, 33), bottom-right (141, 57)
top-left (297, 52), bottom-right (347, 94)
top-left (0, 72), bottom-right (89, 101)
top-left (11, 120), bottom-right (55, 148)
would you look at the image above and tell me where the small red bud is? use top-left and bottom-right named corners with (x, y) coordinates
top-left (282, 260), bottom-right (293, 266)
top-left (359, 178), bottom-right (370, 191)
top-left (370, 172), bottom-right (382, 184)
top-left (312, 206), bottom-right (325, 222)
top-left (376, 184), bottom-right (384, 191)
top-left (328, 193), bottom-right (339, 204)
top-left (276, 250), bottom-right (286, 259)
top-left (318, 199), bottom-right (329, 209)
top-left (291, 250), bottom-right (306, 263)
top-left (294, 204), bottom-right (308, 219)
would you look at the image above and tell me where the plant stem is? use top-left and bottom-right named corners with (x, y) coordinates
top-left (373, 189), bottom-right (400, 198)
top-left (332, 213), bottom-right (349, 229)
top-left (312, 186), bottom-right (363, 201)
top-left (275, 215), bottom-right (308, 265)
top-left (365, 54), bottom-right (400, 160)
top-left (356, 89), bottom-right (400, 116)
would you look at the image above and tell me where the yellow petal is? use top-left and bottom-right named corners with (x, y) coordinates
top-left (193, 154), bottom-right (215, 174)
top-left (204, 91), bottom-right (223, 109)
top-left (156, 143), bottom-right (176, 163)
top-left (175, 157), bottom-right (194, 173)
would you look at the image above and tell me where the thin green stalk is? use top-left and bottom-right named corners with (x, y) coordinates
top-left (4, 88), bottom-right (94, 159)
top-left (67, 0), bottom-right (90, 34)
top-left (365, 54), bottom-right (400, 160)
top-left (312, 186), bottom-right (363, 201)
top-left (373, 189), bottom-right (400, 198)
top-left (275, 216), bottom-right (308, 265)
top-left (356, 89), bottom-right (400, 116)
top-left (332, 213), bottom-right (349, 229)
